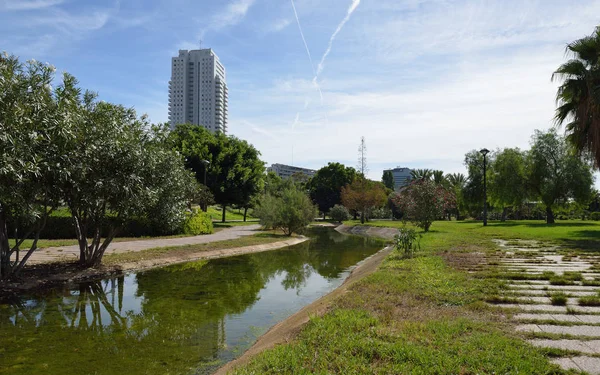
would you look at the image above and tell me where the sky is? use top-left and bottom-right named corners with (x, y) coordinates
top-left (2, 0), bottom-right (600, 181)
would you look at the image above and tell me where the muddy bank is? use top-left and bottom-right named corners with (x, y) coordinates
top-left (0, 237), bottom-right (308, 296)
top-left (216, 241), bottom-right (393, 375)
top-left (335, 223), bottom-right (398, 240)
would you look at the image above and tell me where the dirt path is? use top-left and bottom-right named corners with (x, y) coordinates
top-left (215, 245), bottom-right (393, 375)
top-left (115, 237), bottom-right (308, 272)
top-left (2, 236), bottom-right (309, 293)
top-left (27, 224), bottom-right (262, 264)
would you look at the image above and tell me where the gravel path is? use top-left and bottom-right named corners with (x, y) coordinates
top-left (28, 224), bottom-right (262, 264)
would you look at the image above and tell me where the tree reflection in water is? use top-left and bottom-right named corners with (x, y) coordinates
top-left (0, 228), bottom-right (383, 375)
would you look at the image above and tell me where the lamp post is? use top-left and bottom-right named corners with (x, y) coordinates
top-left (479, 148), bottom-right (490, 226)
top-left (201, 160), bottom-right (210, 212)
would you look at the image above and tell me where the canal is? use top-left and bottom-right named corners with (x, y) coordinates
top-left (0, 227), bottom-right (384, 374)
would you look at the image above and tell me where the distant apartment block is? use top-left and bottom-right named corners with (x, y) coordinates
top-left (169, 49), bottom-right (228, 134)
top-left (267, 164), bottom-right (317, 180)
top-left (384, 167), bottom-right (413, 190)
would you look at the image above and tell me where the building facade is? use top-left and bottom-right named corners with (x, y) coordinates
top-left (384, 167), bottom-right (413, 190)
top-left (169, 49), bottom-right (228, 133)
top-left (267, 164), bottom-right (317, 180)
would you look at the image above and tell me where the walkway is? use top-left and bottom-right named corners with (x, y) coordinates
top-left (486, 239), bottom-right (600, 374)
top-left (28, 224), bottom-right (262, 264)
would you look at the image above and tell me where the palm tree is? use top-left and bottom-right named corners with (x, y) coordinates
top-left (446, 173), bottom-right (466, 189)
top-left (410, 168), bottom-right (432, 181)
top-left (432, 170), bottom-right (446, 185)
top-left (553, 26), bottom-right (600, 166)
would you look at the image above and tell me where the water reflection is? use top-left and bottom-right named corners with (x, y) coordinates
top-left (0, 228), bottom-right (383, 375)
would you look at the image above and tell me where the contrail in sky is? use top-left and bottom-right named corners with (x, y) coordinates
top-left (317, 0), bottom-right (360, 76)
top-left (290, 0), bottom-right (324, 103)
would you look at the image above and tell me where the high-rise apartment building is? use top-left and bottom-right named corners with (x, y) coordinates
top-left (169, 49), bottom-right (228, 133)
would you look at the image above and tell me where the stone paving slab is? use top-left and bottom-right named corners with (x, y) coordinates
top-left (507, 284), bottom-right (600, 291)
top-left (552, 356), bottom-right (600, 374)
top-left (517, 324), bottom-right (600, 337)
top-left (513, 313), bottom-right (600, 324)
top-left (507, 289), bottom-right (596, 297)
top-left (509, 296), bottom-right (580, 305)
top-left (529, 339), bottom-right (596, 353)
top-left (494, 303), bottom-right (600, 313)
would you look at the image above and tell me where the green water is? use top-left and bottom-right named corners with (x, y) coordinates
top-left (0, 228), bottom-right (383, 375)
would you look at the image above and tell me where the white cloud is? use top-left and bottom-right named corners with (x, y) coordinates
top-left (1, 0), bottom-right (63, 11)
top-left (267, 18), bottom-right (291, 32)
top-left (211, 0), bottom-right (255, 29)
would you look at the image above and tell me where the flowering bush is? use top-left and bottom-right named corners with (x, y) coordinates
top-left (391, 179), bottom-right (456, 232)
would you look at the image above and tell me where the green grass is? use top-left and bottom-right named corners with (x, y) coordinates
top-left (231, 219), bottom-right (600, 374)
top-left (550, 292), bottom-right (568, 306)
top-left (206, 205), bottom-right (257, 222)
top-left (103, 231), bottom-right (291, 265)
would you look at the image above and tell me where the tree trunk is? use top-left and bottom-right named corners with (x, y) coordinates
top-left (0, 210), bottom-right (10, 280)
top-left (323, 211), bottom-right (326, 220)
top-left (222, 205), bottom-right (226, 223)
top-left (360, 211), bottom-right (365, 224)
top-left (243, 207), bottom-right (248, 222)
top-left (546, 206), bottom-right (555, 224)
top-left (501, 207), bottom-right (507, 222)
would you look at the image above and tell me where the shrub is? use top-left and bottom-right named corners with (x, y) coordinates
top-left (182, 209), bottom-right (214, 235)
top-left (329, 204), bottom-right (350, 223)
top-left (255, 185), bottom-right (317, 236)
top-left (393, 227), bottom-right (421, 258)
top-left (391, 179), bottom-right (455, 232)
top-left (591, 212), bottom-right (600, 221)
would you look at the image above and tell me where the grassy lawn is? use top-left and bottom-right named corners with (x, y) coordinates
top-left (9, 234), bottom-right (193, 250)
top-left (102, 231), bottom-right (291, 265)
top-left (232, 220), bottom-right (598, 374)
top-left (207, 206), bottom-right (257, 222)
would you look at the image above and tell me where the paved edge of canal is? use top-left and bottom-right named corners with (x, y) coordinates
top-left (215, 244), bottom-right (394, 375)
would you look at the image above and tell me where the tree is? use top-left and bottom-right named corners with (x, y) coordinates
top-left (254, 184), bottom-right (317, 236)
top-left (0, 54), bottom-right (72, 279)
top-left (410, 169), bottom-right (433, 180)
top-left (391, 179), bottom-right (455, 232)
top-left (341, 178), bottom-right (387, 224)
top-left (308, 162), bottom-right (356, 218)
top-left (64, 96), bottom-right (196, 267)
top-left (462, 150), bottom-right (493, 218)
top-left (488, 148), bottom-right (528, 221)
top-left (382, 170), bottom-right (395, 190)
top-left (553, 26), bottom-right (600, 166)
top-left (446, 173), bottom-right (467, 220)
top-left (169, 124), bottom-right (265, 222)
top-left (329, 204), bottom-right (350, 223)
top-left (432, 170), bottom-right (447, 186)
top-left (526, 129), bottom-right (594, 224)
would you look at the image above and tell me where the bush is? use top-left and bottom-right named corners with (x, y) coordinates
top-left (255, 185), bottom-right (317, 236)
top-left (329, 205), bottom-right (350, 223)
top-left (393, 227), bottom-right (421, 258)
top-left (591, 212), bottom-right (600, 221)
top-left (182, 209), bottom-right (214, 235)
top-left (370, 207), bottom-right (392, 220)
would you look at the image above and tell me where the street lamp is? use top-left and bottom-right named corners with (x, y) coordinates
top-left (201, 160), bottom-right (210, 212)
top-left (479, 148), bottom-right (490, 227)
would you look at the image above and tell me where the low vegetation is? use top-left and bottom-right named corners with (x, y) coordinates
top-left (232, 220), bottom-right (585, 374)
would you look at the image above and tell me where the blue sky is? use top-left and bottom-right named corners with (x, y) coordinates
top-left (2, 0), bottom-right (600, 181)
